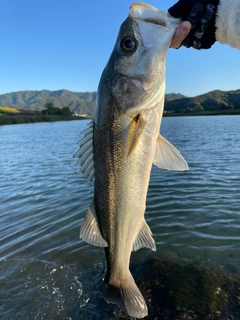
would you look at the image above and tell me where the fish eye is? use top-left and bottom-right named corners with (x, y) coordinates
top-left (120, 36), bottom-right (137, 52)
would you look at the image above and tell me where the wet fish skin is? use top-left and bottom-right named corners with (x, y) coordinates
top-left (75, 2), bottom-right (188, 319)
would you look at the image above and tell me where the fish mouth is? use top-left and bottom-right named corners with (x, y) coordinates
top-left (130, 2), bottom-right (167, 26)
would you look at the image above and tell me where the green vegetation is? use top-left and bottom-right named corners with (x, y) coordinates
top-left (164, 108), bottom-right (240, 117)
top-left (164, 89), bottom-right (240, 114)
top-left (0, 102), bottom-right (85, 125)
top-left (0, 89), bottom-right (240, 123)
top-left (41, 103), bottom-right (73, 117)
top-left (0, 113), bottom-right (85, 125)
top-left (234, 102), bottom-right (240, 109)
top-left (0, 89), bottom-right (96, 117)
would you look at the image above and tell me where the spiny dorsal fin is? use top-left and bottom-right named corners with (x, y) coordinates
top-left (132, 220), bottom-right (156, 251)
top-left (74, 121), bottom-right (95, 184)
top-left (153, 134), bottom-right (189, 171)
top-left (80, 200), bottom-right (108, 247)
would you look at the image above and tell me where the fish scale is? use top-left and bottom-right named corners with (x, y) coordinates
top-left (75, 2), bottom-right (188, 318)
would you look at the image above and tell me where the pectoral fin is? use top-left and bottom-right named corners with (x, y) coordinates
top-left (125, 114), bottom-right (147, 158)
top-left (80, 200), bottom-right (108, 247)
top-left (153, 134), bottom-right (189, 171)
top-left (132, 220), bottom-right (156, 251)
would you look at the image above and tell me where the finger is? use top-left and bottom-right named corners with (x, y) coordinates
top-left (170, 21), bottom-right (192, 48)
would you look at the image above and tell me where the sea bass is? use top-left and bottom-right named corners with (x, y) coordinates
top-left (75, 2), bottom-right (188, 318)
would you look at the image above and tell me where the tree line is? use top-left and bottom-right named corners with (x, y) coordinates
top-left (42, 103), bottom-right (73, 116)
top-left (234, 102), bottom-right (240, 110)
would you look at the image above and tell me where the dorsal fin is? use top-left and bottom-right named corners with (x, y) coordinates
top-left (74, 121), bottom-right (95, 184)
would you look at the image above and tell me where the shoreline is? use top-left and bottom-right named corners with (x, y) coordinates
top-left (163, 109), bottom-right (240, 117)
top-left (0, 114), bottom-right (89, 125)
top-left (1, 109), bottom-right (240, 125)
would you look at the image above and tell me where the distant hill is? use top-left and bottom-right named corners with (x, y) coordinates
top-left (164, 89), bottom-right (240, 113)
top-left (0, 89), bottom-right (240, 117)
top-left (165, 93), bottom-right (186, 101)
top-left (0, 90), bottom-right (97, 117)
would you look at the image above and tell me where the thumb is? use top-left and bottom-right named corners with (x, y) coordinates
top-left (171, 21), bottom-right (192, 48)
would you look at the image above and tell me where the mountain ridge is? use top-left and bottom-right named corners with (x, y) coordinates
top-left (0, 89), bottom-right (240, 117)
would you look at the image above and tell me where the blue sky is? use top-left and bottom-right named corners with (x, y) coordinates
top-left (1, 0), bottom-right (239, 97)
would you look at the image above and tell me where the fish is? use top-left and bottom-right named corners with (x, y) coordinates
top-left (74, 2), bottom-right (188, 319)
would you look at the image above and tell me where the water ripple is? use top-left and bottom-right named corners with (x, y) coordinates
top-left (1, 117), bottom-right (240, 318)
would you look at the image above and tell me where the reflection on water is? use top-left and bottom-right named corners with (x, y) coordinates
top-left (0, 116), bottom-right (240, 319)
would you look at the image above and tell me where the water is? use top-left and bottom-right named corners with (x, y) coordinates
top-left (0, 116), bottom-right (240, 319)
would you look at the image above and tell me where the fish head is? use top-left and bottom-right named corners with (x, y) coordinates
top-left (103, 2), bottom-right (181, 116)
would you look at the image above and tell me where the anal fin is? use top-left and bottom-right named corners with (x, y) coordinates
top-left (132, 220), bottom-right (156, 251)
top-left (80, 200), bottom-right (108, 247)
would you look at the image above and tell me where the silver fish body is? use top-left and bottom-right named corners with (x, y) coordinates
top-left (75, 2), bottom-right (188, 318)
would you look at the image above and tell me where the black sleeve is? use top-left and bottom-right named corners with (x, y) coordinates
top-left (168, 0), bottom-right (220, 49)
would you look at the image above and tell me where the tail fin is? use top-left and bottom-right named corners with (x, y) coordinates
top-left (104, 273), bottom-right (148, 319)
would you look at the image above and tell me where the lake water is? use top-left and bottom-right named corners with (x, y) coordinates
top-left (1, 116), bottom-right (240, 319)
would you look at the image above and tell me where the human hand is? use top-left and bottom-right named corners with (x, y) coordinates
top-left (168, 0), bottom-right (219, 49)
top-left (170, 20), bottom-right (192, 49)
